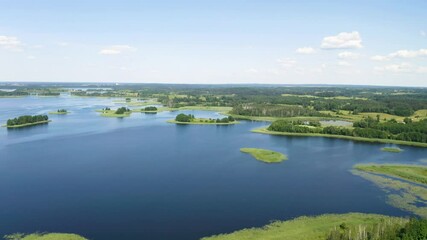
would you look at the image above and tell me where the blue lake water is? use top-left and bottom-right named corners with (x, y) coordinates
top-left (0, 96), bottom-right (426, 239)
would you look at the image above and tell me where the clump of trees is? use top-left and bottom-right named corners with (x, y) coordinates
top-left (175, 113), bottom-right (194, 122)
top-left (326, 218), bottom-right (427, 240)
top-left (115, 107), bottom-right (131, 114)
top-left (144, 106), bottom-right (157, 111)
top-left (7, 115), bottom-right (49, 126)
top-left (231, 104), bottom-right (325, 118)
top-left (103, 107), bottom-right (111, 111)
top-left (216, 116), bottom-right (235, 123)
top-left (57, 109), bottom-right (67, 113)
top-left (267, 117), bottom-right (427, 143)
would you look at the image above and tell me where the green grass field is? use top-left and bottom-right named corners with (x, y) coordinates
top-left (201, 213), bottom-right (407, 240)
top-left (4, 233), bottom-right (87, 240)
top-left (240, 148), bottom-right (287, 163)
top-left (252, 127), bottom-right (427, 148)
top-left (354, 164), bottom-right (427, 185)
top-left (167, 119), bottom-right (239, 125)
top-left (381, 147), bottom-right (403, 153)
top-left (2, 120), bottom-right (51, 128)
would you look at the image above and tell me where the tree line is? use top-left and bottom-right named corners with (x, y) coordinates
top-left (7, 115), bottom-right (49, 126)
top-left (267, 117), bottom-right (427, 143)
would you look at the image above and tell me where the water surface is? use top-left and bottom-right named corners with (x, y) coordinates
top-left (0, 96), bottom-right (426, 240)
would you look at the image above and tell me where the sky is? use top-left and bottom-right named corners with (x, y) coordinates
top-left (0, 0), bottom-right (426, 86)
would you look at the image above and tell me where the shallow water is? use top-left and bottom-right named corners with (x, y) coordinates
top-left (0, 96), bottom-right (426, 240)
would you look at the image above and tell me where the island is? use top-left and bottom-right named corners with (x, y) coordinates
top-left (49, 109), bottom-right (68, 115)
top-left (240, 148), bottom-right (287, 163)
top-left (99, 107), bottom-right (132, 117)
top-left (3, 115), bottom-right (50, 128)
top-left (381, 147), bottom-right (403, 153)
top-left (140, 106), bottom-right (159, 113)
top-left (167, 113), bottom-right (238, 125)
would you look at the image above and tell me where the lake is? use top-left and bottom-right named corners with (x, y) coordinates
top-left (0, 96), bottom-right (426, 240)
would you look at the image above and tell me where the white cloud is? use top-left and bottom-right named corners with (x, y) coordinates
top-left (321, 31), bottom-right (362, 49)
top-left (57, 42), bottom-right (69, 47)
top-left (421, 30), bottom-right (426, 37)
top-left (389, 49), bottom-right (427, 58)
top-left (0, 35), bottom-right (23, 51)
top-left (99, 45), bottom-right (136, 55)
top-left (27, 55), bottom-right (36, 60)
top-left (374, 63), bottom-right (420, 73)
top-left (372, 49), bottom-right (427, 61)
top-left (296, 47), bottom-right (315, 54)
top-left (371, 55), bottom-right (390, 61)
top-left (337, 61), bottom-right (351, 66)
top-left (277, 58), bottom-right (297, 68)
top-left (338, 51), bottom-right (360, 59)
top-left (246, 68), bottom-right (259, 74)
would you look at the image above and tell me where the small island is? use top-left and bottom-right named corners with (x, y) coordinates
top-left (240, 148), bottom-right (287, 163)
top-left (168, 113), bottom-right (238, 125)
top-left (99, 107), bottom-right (132, 117)
top-left (49, 109), bottom-right (68, 115)
top-left (3, 115), bottom-right (50, 128)
top-left (381, 147), bottom-right (403, 153)
top-left (140, 106), bottom-right (159, 113)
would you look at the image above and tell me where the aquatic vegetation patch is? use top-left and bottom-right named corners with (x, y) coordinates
top-left (381, 147), bottom-right (403, 153)
top-left (240, 148), bottom-right (287, 163)
top-left (352, 166), bottom-right (427, 218)
top-left (3, 233), bottom-right (87, 240)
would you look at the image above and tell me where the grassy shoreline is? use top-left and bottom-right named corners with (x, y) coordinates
top-left (201, 213), bottom-right (407, 240)
top-left (240, 148), bottom-right (287, 163)
top-left (167, 119), bottom-right (239, 125)
top-left (2, 120), bottom-right (51, 128)
top-left (354, 164), bottom-right (427, 185)
top-left (252, 127), bottom-right (427, 148)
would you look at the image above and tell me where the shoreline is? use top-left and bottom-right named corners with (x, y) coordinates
top-left (252, 127), bottom-right (427, 148)
top-left (167, 119), bottom-right (239, 125)
top-left (2, 120), bottom-right (51, 128)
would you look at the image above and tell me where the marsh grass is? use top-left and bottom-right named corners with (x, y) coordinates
top-left (381, 147), bottom-right (403, 153)
top-left (201, 213), bottom-right (407, 240)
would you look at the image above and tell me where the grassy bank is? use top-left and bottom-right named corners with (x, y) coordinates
top-left (4, 233), bottom-right (87, 240)
top-left (252, 127), bottom-right (427, 148)
top-left (240, 148), bottom-right (287, 163)
top-left (381, 147), bottom-right (403, 153)
top-left (201, 213), bottom-right (407, 240)
top-left (167, 119), bottom-right (239, 125)
top-left (354, 164), bottom-right (427, 185)
top-left (2, 120), bottom-right (51, 128)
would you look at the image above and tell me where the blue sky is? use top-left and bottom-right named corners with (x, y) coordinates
top-left (0, 0), bottom-right (426, 86)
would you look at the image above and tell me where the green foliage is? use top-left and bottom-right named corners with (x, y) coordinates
top-left (231, 104), bottom-right (325, 118)
top-left (144, 106), bottom-right (158, 111)
top-left (6, 115), bottom-right (49, 126)
top-left (175, 113), bottom-right (194, 122)
top-left (268, 117), bottom-right (427, 144)
top-left (398, 218), bottom-right (427, 240)
top-left (115, 107), bottom-right (130, 114)
top-left (57, 109), bottom-right (67, 113)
